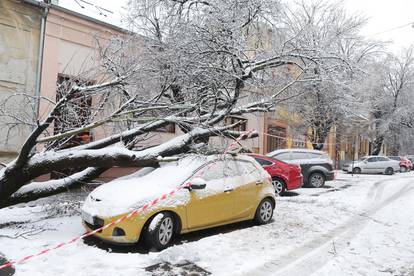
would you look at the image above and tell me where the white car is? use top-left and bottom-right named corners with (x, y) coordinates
top-left (347, 156), bottom-right (400, 175)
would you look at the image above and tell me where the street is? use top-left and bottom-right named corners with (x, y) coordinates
top-left (1, 172), bottom-right (413, 276)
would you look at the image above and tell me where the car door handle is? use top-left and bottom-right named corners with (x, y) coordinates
top-left (255, 180), bottom-right (262, 185)
top-left (224, 188), bottom-right (233, 193)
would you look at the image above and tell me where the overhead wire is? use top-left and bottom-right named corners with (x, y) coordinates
top-left (368, 20), bottom-right (414, 37)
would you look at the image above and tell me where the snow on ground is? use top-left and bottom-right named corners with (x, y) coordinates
top-left (1, 171), bottom-right (414, 275)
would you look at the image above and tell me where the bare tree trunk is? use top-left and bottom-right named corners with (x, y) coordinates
top-left (3, 167), bottom-right (107, 208)
top-left (371, 135), bottom-right (383, 155)
top-left (309, 123), bottom-right (332, 150)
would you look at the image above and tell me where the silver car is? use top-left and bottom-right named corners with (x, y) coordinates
top-left (347, 156), bottom-right (400, 175)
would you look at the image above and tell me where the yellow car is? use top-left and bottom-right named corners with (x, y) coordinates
top-left (81, 154), bottom-right (275, 250)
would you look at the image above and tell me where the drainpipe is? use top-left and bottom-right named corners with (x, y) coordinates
top-left (34, 1), bottom-right (50, 121)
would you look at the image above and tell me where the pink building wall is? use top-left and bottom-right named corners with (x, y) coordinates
top-left (37, 6), bottom-right (130, 182)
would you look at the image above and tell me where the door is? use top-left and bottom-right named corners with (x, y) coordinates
top-left (290, 151), bottom-right (311, 179)
top-left (231, 160), bottom-right (262, 219)
top-left (364, 157), bottom-right (378, 173)
top-left (186, 160), bottom-right (235, 230)
top-left (377, 157), bottom-right (393, 172)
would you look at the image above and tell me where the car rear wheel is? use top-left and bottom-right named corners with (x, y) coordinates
top-left (145, 212), bottom-right (175, 251)
top-left (308, 172), bottom-right (325, 188)
top-left (385, 167), bottom-right (394, 175)
top-left (272, 178), bottom-right (286, 196)
top-left (400, 166), bottom-right (407, 173)
top-left (352, 167), bottom-right (361, 174)
top-left (254, 198), bottom-right (274, 224)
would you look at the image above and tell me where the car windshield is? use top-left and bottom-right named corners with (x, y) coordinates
top-left (267, 157), bottom-right (288, 165)
top-left (119, 155), bottom-right (209, 187)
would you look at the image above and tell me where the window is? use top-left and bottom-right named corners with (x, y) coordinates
top-left (309, 153), bottom-right (323, 159)
top-left (377, 157), bottom-right (388, 162)
top-left (202, 161), bottom-right (226, 181)
top-left (291, 152), bottom-right (309, 160)
top-left (239, 161), bottom-right (260, 178)
top-left (224, 116), bottom-right (247, 131)
top-left (155, 123), bottom-right (175, 133)
top-left (55, 74), bottom-right (93, 147)
top-left (274, 152), bottom-right (290, 161)
top-left (267, 125), bottom-right (286, 152)
top-left (223, 160), bottom-right (243, 177)
top-left (254, 157), bottom-right (273, 167)
top-left (292, 134), bottom-right (307, 148)
top-left (367, 157), bottom-right (377, 162)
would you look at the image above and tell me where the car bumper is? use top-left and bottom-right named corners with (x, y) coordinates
top-left (82, 213), bottom-right (144, 245)
top-left (326, 171), bottom-right (335, 181)
top-left (286, 175), bottom-right (303, 190)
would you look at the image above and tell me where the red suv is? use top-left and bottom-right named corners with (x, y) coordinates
top-left (388, 156), bottom-right (412, 172)
top-left (249, 154), bottom-right (303, 195)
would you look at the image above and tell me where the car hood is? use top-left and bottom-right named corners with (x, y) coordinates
top-left (81, 155), bottom-right (209, 217)
top-left (82, 177), bottom-right (190, 218)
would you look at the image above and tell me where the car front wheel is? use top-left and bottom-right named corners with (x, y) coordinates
top-left (400, 166), bottom-right (407, 173)
top-left (272, 178), bottom-right (286, 196)
top-left (308, 172), bottom-right (325, 188)
top-left (145, 212), bottom-right (175, 251)
top-left (385, 167), bottom-right (394, 175)
top-left (352, 167), bottom-right (361, 174)
top-left (254, 198), bottom-right (274, 224)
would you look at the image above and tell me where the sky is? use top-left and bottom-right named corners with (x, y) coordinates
top-left (344, 0), bottom-right (414, 53)
top-left (56, 0), bottom-right (414, 53)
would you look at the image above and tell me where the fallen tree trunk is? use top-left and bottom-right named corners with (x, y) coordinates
top-left (0, 127), bottom-right (256, 208)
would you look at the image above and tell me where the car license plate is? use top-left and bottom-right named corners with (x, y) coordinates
top-left (82, 211), bottom-right (94, 225)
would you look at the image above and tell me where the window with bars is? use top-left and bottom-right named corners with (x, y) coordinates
top-left (224, 116), bottom-right (247, 131)
top-left (267, 125), bottom-right (286, 152)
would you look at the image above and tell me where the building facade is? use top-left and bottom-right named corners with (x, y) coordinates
top-left (0, 0), bottom-right (42, 163)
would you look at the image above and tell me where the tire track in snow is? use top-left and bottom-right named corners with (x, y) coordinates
top-left (240, 174), bottom-right (414, 276)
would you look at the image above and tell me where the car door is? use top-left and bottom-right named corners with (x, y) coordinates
top-left (232, 160), bottom-right (263, 219)
top-left (377, 156), bottom-right (394, 172)
top-left (364, 157), bottom-right (378, 173)
top-left (290, 151), bottom-right (311, 180)
top-left (186, 159), bottom-right (235, 230)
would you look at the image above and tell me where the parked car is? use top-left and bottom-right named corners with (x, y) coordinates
top-left (342, 157), bottom-right (367, 172)
top-left (248, 153), bottom-right (303, 195)
top-left (347, 156), bottom-right (400, 175)
top-left (81, 154), bottom-right (275, 250)
top-left (266, 149), bottom-right (335, 188)
top-left (407, 155), bottom-right (414, 169)
top-left (388, 156), bottom-right (412, 172)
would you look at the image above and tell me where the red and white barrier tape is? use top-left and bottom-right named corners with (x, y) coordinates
top-left (0, 182), bottom-right (191, 271)
top-left (0, 130), bottom-right (255, 271)
top-left (223, 129), bottom-right (257, 155)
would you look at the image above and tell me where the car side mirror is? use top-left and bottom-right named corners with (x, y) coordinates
top-left (363, 160), bottom-right (368, 163)
top-left (187, 178), bottom-right (207, 190)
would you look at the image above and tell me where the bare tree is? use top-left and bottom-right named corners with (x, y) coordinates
top-left (365, 46), bottom-right (414, 155)
top-left (279, 0), bottom-right (381, 149)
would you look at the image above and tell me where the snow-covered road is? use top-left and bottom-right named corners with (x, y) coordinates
top-left (0, 172), bottom-right (414, 275)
